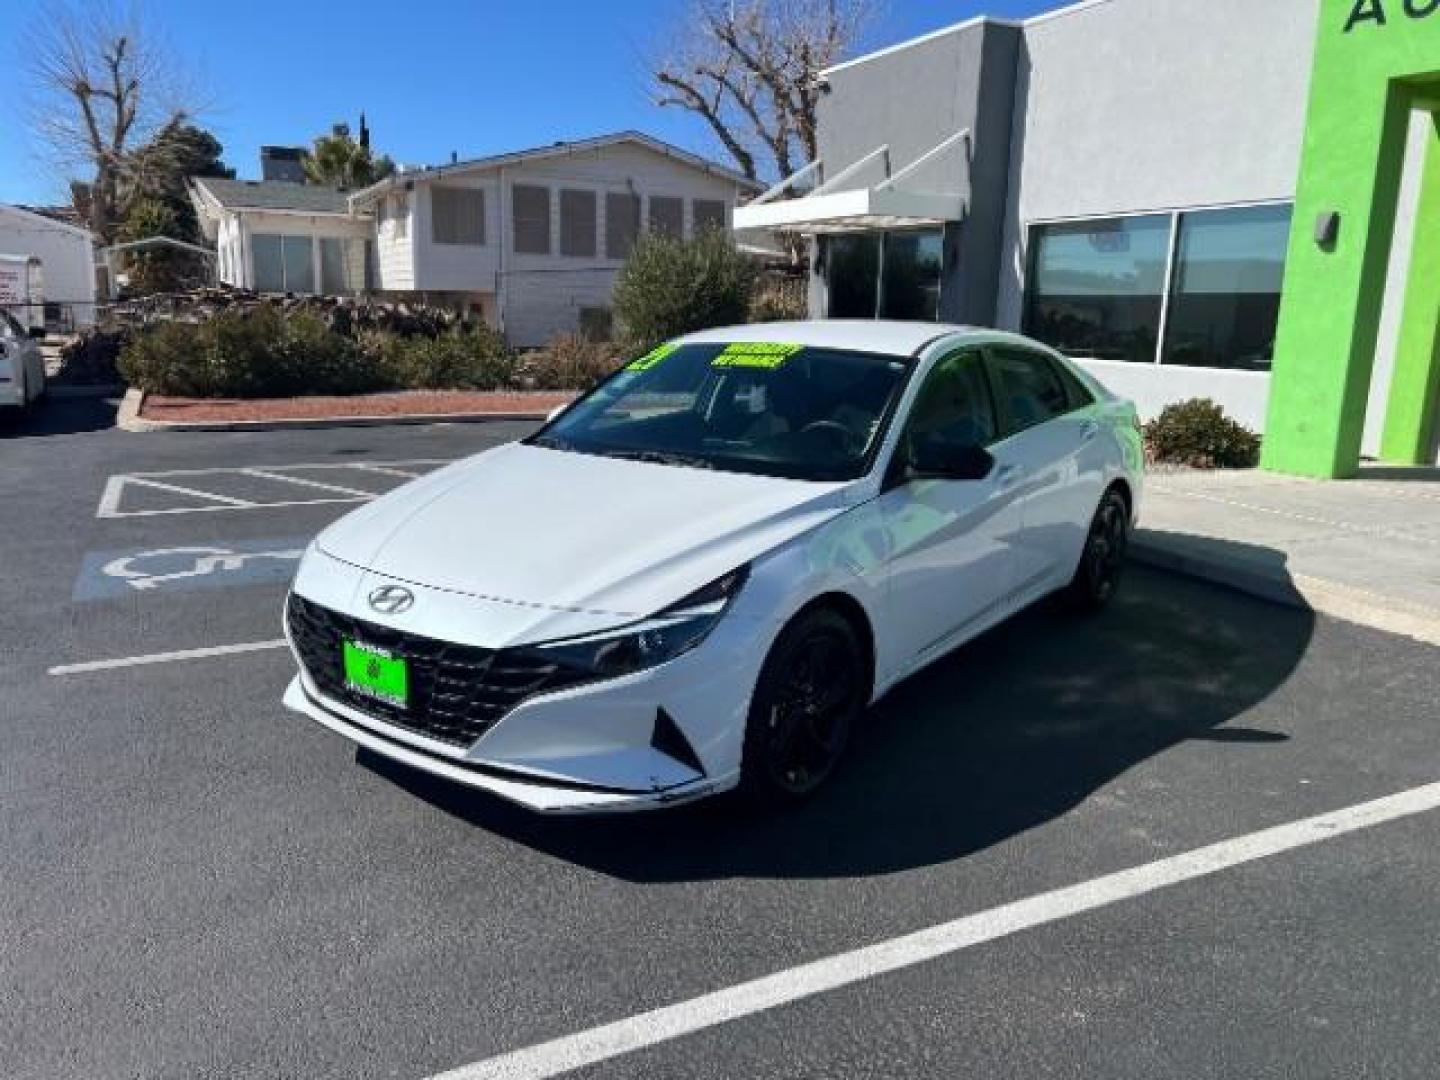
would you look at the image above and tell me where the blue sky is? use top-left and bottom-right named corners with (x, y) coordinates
top-left (0, 0), bottom-right (1059, 206)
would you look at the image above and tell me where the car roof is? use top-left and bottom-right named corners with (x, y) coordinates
top-left (678, 320), bottom-right (983, 358)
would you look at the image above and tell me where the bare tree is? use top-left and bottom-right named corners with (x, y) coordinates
top-left (25, 2), bottom-right (198, 242)
top-left (652, 0), bottom-right (875, 184)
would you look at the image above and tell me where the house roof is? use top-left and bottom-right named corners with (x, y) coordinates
top-left (348, 130), bottom-right (761, 209)
top-left (191, 177), bottom-right (356, 215)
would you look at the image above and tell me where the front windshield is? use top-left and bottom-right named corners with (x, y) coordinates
top-left (528, 341), bottom-right (913, 481)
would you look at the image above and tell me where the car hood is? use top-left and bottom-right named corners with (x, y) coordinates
top-left (317, 442), bottom-right (856, 620)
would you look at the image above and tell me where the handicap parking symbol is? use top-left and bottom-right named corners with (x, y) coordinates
top-left (73, 537), bottom-right (310, 601)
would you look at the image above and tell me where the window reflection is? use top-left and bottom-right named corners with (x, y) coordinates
top-left (1163, 204), bottom-right (1292, 371)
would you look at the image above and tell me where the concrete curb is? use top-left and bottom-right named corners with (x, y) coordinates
top-left (1132, 535), bottom-right (1440, 647)
top-left (117, 387), bottom-right (554, 433)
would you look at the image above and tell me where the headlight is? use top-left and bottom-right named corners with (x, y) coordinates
top-left (531, 566), bottom-right (750, 679)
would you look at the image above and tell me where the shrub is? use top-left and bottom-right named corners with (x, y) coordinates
top-left (519, 332), bottom-right (626, 391)
top-left (613, 230), bottom-right (758, 348)
top-left (1144, 398), bottom-right (1261, 469)
top-left (748, 275), bottom-right (809, 323)
top-left (372, 325), bottom-right (516, 390)
top-left (120, 306), bottom-right (389, 397)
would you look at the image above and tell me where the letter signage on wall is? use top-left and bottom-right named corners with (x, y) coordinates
top-left (1346, 0), bottom-right (1440, 32)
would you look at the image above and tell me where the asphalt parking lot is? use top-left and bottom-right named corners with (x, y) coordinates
top-left (4, 399), bottom-right (1440, 1079)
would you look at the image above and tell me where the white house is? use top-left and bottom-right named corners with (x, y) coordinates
top-left (195, 131), bottom-right (758, 347)
top-left (190, 178), bottom-right (374, 296)
top-left (0, 203), bottom-right (97, 329)
top-left (349, 131), bottom-right (759, 345)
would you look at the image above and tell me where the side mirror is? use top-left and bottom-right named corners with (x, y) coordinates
top-left (28, 327), bottom-right (46, 340)
top-left (908, 438), bottom-right (996, 482)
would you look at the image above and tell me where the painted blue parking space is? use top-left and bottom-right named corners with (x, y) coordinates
top-left (72, 535), bottom-right (311, 601)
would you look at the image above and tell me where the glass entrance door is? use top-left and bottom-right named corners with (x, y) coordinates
top-left (825, 229), bottom-right (944, 321)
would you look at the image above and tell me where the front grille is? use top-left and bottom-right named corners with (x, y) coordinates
top-left (287, 593), bottom-right (592, 748)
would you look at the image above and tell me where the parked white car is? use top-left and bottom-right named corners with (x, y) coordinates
top-left (283, 322), bottom-right (1144, 813)
top-left (0, 311), bottom-right (46, 414)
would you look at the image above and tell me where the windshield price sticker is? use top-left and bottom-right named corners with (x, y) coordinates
top-left (712, 343), bottom-right (803, 369)
top-left (628, 343), bottom-right (679, 372)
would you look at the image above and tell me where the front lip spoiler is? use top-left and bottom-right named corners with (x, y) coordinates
top-left (284, 677), bottom-right (728, 814)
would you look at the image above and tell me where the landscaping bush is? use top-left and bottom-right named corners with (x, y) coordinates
top-left (1144, 398), bottom-right (1261, 469)
top-left (372, 325), bottom-right (516, 390)
top-left (519, 332), bottom-right (625, 391)
top-left (613, 230), bottom-right (758, 348)
top-left (119, 307), bottom-right (388, 397)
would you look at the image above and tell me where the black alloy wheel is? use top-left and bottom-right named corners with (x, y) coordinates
top-left (1066, 487), bottom-right (1130, 611)
top-left (740, 608), bottom-right (865, 805)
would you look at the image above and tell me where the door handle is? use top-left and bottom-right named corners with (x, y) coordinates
top-left (995, 464), bottom-right (1023, 489)
top-left (1081, 421), bottom-right (1100, 443)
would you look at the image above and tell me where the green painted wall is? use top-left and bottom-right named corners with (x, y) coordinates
top-left (1264, 0), bottom-right (1440, 478)
top-left (1379, 115), bottom-right (1440, 463)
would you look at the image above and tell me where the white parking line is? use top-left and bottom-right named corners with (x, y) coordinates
top-left (242, 467), bottom-right (377, 498)
top-left (123, 476), bottom-right (257, 508)
top-left (425, 780), bottom-right (1440, 1080)
top-left (96, 458), bottom-right (455, 519)
top-left (49, 639), bottom-right (288, 675)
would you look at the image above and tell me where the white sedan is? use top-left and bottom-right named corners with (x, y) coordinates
top-left (283, 322), bottom-right (1143, 812)
top-left (0, 311), bottom-right (46, 414)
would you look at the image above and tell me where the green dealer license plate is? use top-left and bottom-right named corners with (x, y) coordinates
top-left (343, 641), bottom-right (409, 707)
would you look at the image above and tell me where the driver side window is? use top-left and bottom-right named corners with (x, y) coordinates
top-left (899, 349), bottom-right (997, 464)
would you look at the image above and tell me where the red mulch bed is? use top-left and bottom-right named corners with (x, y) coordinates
top-left (141, 390), bottom-right (576, 423)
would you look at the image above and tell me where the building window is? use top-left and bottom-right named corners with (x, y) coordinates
top-left (606, 192), bottom-right (640, 259)
top-left (648, 195), bottom-right (683, 237)
top-left (390, 194), bottom-right (409, 240)
top-left (1023, 205), bottom-right (1293, 370)
top-left (693, 199), bottom-right (727, 234)
top-left (252, 234), bottom-right (314, 293)
top-left (512, 185), bottom-right (551, 254)
top-left (1023, 215), bottom-right (1171, 366)
top-left (1162, 204), bottom-right (1292, 371)
top-left (560, 189), bottom-right (597, 257)
top-left (320, 238), bottom-right (365, 294)
top-left (431, 185), bottom-right (485, 246)
top-left (824, 228), bottom-right (943, 321)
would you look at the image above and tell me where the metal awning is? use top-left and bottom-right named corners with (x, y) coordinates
top-left (733, 131), bottom-right (969, 236)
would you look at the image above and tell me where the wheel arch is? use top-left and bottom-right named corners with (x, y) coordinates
top-left (785, 590), bottom-right (878, 705)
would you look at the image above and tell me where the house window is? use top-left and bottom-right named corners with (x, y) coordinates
top-left (1023, 204), bottom-right (1293, 370)
top-left (252, 234), bottom-right (314, 293)
top-left (1162, 204), bottom-right (1292, 371)
top-left (432, 185), bottom-right (485, 246)
top-left (648, 195), bottom-right (683, 237)
top-left (320, 238), bottom-right (365, 294)
top-left (390, 194), bottom-right (410, 240)
top-left (605, 192), bottom-right (640, 259)
top-left (1023, 215), bottom-right (1171, 365)
top-left (560, 189), bottom-right (597, 257)
top-left (512, 185), bottom-right (551, 254)
top-left (693, 199), bottom-right (727, 234)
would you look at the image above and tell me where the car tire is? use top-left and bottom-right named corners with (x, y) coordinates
top-left (738, 607), bottom-right (866, 808)
top-left (1064, 487), bottom-right (1130, 612)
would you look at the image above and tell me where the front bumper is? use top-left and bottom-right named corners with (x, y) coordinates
top-left (284, 676), bottom-right (733, 813)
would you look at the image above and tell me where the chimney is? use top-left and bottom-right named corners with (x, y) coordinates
top-left (260, 146), bottom-right (307, 184)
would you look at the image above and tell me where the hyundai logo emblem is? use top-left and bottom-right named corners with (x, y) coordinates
top-left (368, 585), bottom-right (415, 615)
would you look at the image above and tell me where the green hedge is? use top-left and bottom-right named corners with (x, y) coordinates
top-left (119, 307), bottom-right (517, 397)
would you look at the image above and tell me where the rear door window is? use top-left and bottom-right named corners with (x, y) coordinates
top-left (986, 347), bottom-right (1075, 437)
